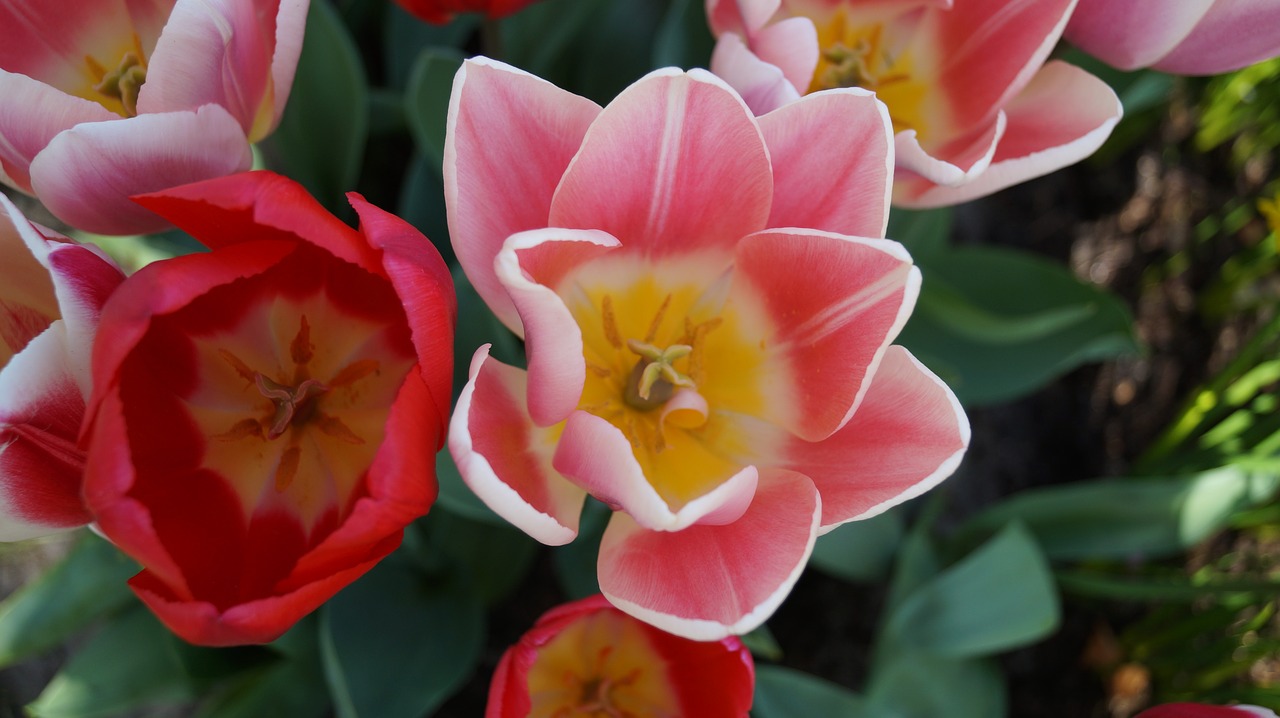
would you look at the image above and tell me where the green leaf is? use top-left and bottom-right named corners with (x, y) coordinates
top-left (0, 533), bottom-right (138, 668)
top-left (886, 207), bottom-right (952, 259)
top-left (900, 246), bottom-right (1139, 406)
top-left (551, 499), bottom-right (611, 600)
top-left (1056, 570), bottom-right (1280, 602)
top-left (868, 653), bottom-right (1005, 718)
top-left (452, 265), bottom-right (524, 399)
top-left (196, 621), bottom-right (329, 718)
top-left (652, 0), bottom-right (715, 69)
top-left (396, 155), bottom-right (452, 265)
top-left (27, 605), bottom-right (192, 718)
top-left (751, 666), bottom-right (871, 718)
top-left (884, 522), bottom-right (1058, 658)
top-left (501, 0), bottom-right (609, 82)
top-left (740, 625), bottom-right (783, 662)
top-left (404, 49), bottom-right (464, 174)
top-left (260, 0), bottom-right (368, 212)
top-left (956, 464), bottom-right (1280, 561)
top-left (420, 510), bottom-right (539, 606)
top-left (383, 4), bottom-right (476, 90)
top-left (809, 509), bottom-right (904, 583)
top-left (434, 449), bottom-right (505, 525)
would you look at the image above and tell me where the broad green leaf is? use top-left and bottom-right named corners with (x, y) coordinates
top-left (404, 50), bottom-right (464, 173)
top-left (27, 605), bottom-right (192, 718)
top-left (501, 0), bottom-right (609, 83)
top-left (420, 510), bottom-right (539, 606)
top-left (196, 621), bottom-right (328, 718)
top-left (434, 450), bottom-right (505, 525)
top-left (900, 245), bottom-right (1139, 406)
top-left (883, 496), bottom-right (943, 613)
top-left (957, 465), bottom-right (1280, 561)
top-left (884, 522), bottom-right (1058, 658)
top-left (868, 653), bottom-right (1005, 718)
top-left (740, 625), bottom-right (783, 661)
top-left (383, 4), bottom-right (476, 90)
top-left (452, 266), bottom-right (524, 402)
top-left (552, 500), bottom-right (611, 600)
top-left (809, 509), bottom-right (904, 583)
top-left (886, 207), bottom-right (951, 258)
top-left (652, 0), bottom-right (715, 69)
top-left (261, 0), bottom-right (368, 212)
top-left (0, 533), bottom-right (137, 668)
top-left (396, 155), bottom-right (452, 264)
top-left (1056, 570), bottom-right (1280, 602)
top-left (321, 557), bottom-right (484, 718)
top-left (751, 666), bottom-right (871, 718)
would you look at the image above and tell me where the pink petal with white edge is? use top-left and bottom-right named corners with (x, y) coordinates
top-left (760, 88), bottom-right (894, 238)
top-left (549, 68), bottom-right (773, 257)
top-left (783, 346), bottom-right (968, 530)
top-left (0, 70), bottom-right (119, 193)
top-left (706, 0), bottom-right (780, 37)
top-left (894, 111), bottom-right (1005, 188)
top-left (497, 228), bottom-right (620, 427)
top-left (445, 58), bottom-right (601, 335)
top-left (1065, 0), bottom-right (1213, 70)
top-left (0, 327), bottom-right (91, 540)
top-left (29, 105), bottom-right (252, 235)
top-left (896, 61), bottom-right (1121, 208)
top-left (1154, 0), bottom-right (1280, 75)
top-left (734, 228), bottom-right (919, 441)
top-left (266, 0), bottom-right (309, 135)
top-left (553, 411), bottom-right (759, 532)
top-left (751, 16), bottom-right (820, 96)
top-left (709, 33), bottom-right (804, 116)
top-left (598, 469), bottom-right (819, 640)
top-left (449, 346), bottom-right (585, 546)
top-left (0, 197), bottom-right (59, 360)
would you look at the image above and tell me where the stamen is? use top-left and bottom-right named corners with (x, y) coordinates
top-left (256, 374), bottom-right (329, 439)
top-left (601, 295), bottom-right (622, 349)
top-left (644, 294), bottom-right (672, 343)
top-left (92, 51), bottom-right (146, 117)
top-left (290, 315), bottom-right (314, 365)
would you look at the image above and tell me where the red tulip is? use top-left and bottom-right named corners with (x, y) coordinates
top-left (394, 0), bottom-right (542, 25)
top-left (82, 170), bottom-right (455, 645)
top-left (1137, 704), bottom-right (1278, 718)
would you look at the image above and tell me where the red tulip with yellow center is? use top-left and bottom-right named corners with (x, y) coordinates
top-left (82, 171), bottom-right (455, 646)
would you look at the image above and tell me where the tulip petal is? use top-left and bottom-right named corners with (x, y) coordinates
top-left (1065, 0), bottom-right (1213, 70)
top-left (265, 0), bottom-right (309, 135)
top-left (759, 88), bottom-right (894, 238)
top-left (706, 0), bottom-right (781, 36)
top-left (0, 70), bottom-right (118, 192)
top-left (445, 57), bottom-right (601, 335)
top-left (598, 469), bottom-right (819, 640)
top-left (709, 33), bottom-right (804, 115)
top-left (894, 111), bottom-right (1005, 186)
top-left (29, 105), bottom-right (252, 234)
top-left (751, 16), bottom-right (821, 96)
top-left (0, 0), bottom-right (164, 88)
top-left (0, 197), bottom-right (60, 362)
top-left (896, 61), bottom-right (1121, 208)
top-left (450, 347), bottom-right (585, 546)
top-left (549, 68), bottom-right (773, 257)
top-left (1153, 0), bottom-right (1280, 75)
top-left (783, 346), bottom-right (967, 530)
top-left (734, 228), bottom-right (920, 441)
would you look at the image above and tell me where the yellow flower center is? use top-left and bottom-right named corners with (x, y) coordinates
top-left (79, 34), bottom-right (150, 117)
top-left (525, 609), bottom-right (680, 718)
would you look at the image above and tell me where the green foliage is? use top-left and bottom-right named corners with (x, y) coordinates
top-left (751, 666), bottom-right (871, 718)
top-left (1196, 57), bottom-right (1280, 166)
top-left (405, 50), bottom-right (465, 175)
top-left (809, 508), bottom-right (904, 584)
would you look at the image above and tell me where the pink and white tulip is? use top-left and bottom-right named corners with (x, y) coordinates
top-left (707, 0), bottom-right (1124, 207)
top-left (0, 196), bottom-right (126, 541)
top-left (1136, 704), bottom-right (1279, 718)
top-left (0, 0), bottom-right (309, 235)
top-left (1066, 0), bottom-right (1280, 75)
top-left (445, 58), bottom-right (969, 639)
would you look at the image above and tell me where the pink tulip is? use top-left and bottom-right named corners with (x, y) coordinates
top-left (445, 58), bottom-right (969, 639)
top-left (1137, 704), bottom-right (1279, 718)
top-left (1066, 0), bottom-right (1280, 74)
top-left (0, 0), bottom-right (309, 235)
top-left (0, 196), bottom-right (126, 541)
top-left (706, 0), bottom-right (1124, 207)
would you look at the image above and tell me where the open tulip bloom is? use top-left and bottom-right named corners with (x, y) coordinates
top-left (487, 594), bottom-right (755, 717)
top-left (446, 58), bottom-right (970, 640)
top-left (0, 0), bottom-right (308, 235)
top-left (1137, 705), bottom-right (1280, 718)
top-left (394, 0), bottom-right (544, 25)
top-left (706, 0), bottom-right (1124, 207)
top-left (0, 197), bottom-right (125, 542)
top-left (80, 171), bottom-right (455, 646)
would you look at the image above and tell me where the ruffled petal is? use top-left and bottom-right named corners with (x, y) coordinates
top-left (1065, 0), bottom-right (1213, 70)
top-left (449, 347), bottom-right (585, 546)
top-left (751, 16), bottom-right (820, 95)
top-left (0, 69), bottom-right (118, 192)
top-left (783, 346), bottom-right (967, 530)
top-left (709, 33), bottom-right (804, 116)
top-left (706, 0), bottom-right (781, 36)
top-left (549, 68), bottom-right (773, 257)
top-left (734, 228), bottom-right (919, 441)
top-left (598, 468), bottom-right (819, 640)
top-left (445, 57), bottom-right (601, 335)
top-left (894, 111), bottom-right (1004, 187)
top-left (1153, 0), bottom-right (1280, 75)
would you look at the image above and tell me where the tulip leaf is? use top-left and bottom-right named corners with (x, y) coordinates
top-left (1055, 570), bottom-right (1280, 602)
top-left (383, 4), bottom-right (477, 91)
top-left (196, 622), bottom-right (329, 718)
top-left (867, 652), bottom-right (1006, 718)
top-left (900, 245), bottom-right (1139, 406)
top-left (552, 499), bottom-right (612, 600)
top-left (751, 666), bottom-right (872, 718)
top-left (26, 604), bottom-right (193, 718)
top-left (452, 265), bottom-right (525, 401)
top-left (419, 510), bottom-right (539, 606)
top-left (397, 155), bottom-right (453, 264)
top-left (652, 0), bottom-right (715, 69)
top-left (405, 49), bottom-right (464, 175)
top-left (261, 0), bottom-right (368, 213)
top-left (434, 450), bottom-right (505, 526)
top-left (883, 522), bottom-right (1059, 658)
top-left (0, 532), bottom-right (138, 669)
top-left (956, 464), bottom-right (1280, 562)
top-left (809, 509), bottom-right (904, 583)
top-left (886, 207), bottom-right (952, 259)
top-left (501, 0), bottom-right (610, 84)
top-left (320, 557), bottom-right (484, 718)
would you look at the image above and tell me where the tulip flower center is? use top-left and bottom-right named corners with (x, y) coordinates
top-left (81, 35), bottom-right (150, 117)
top-left (525, 609), bottom-right (679, 717)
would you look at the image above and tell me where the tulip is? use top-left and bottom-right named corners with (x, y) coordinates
top-left (81, 171), bottom-right (455, 645)
top-left (0, 196), bottom-right (126, 541)
top-left (394, 0), bottom-right (543, 24)
top-left (1066, 0), bottom-right (1280, 75)
top-left (706, 0), bottom-right (1124, 207)
top-left (1137, 704), bottom-right (1279, 718)
top-left (446, 58), bottom-right (969, 639)
top-left (0, 0), bottom-right (309, 235)
top-left (487, 594), bottom-right (755, 717)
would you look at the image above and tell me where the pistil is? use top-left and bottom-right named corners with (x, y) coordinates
top-left (92, 51), bottom-right (147, 116)
top-left (623, 340), bottom-right (694, 411)
top-left (255, 374), bottom-right (329, 439)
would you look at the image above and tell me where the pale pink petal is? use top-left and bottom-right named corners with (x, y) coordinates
top-left (707, 0), bottom-right (781, 36)
top-left (496, 228), bottom-right (620, 427)
top-left (0, 70), bottom-right (118, 192)
top-left (760, 88), bottom-right (894, 237)
top-left (783, 346), bottom-right (967, 530)
top-left (444, 57), bottom-right (601, 336)
top-left (28, 105), bottom-right (252, 235)
top-left (1065, 0), bottom-right (1213, 70)
top-left (734, 228), bottom-right (919, 441)
top-left (1154, 0), bottom-right (1280, 75)
top-left (266, 0), bottom-right (309, 135)
top-left (553, 411), bottom-right (759, 532)
top-left (896, 61), bottom-right (1121, 208)
top-left (598, 469), bottom-right (819, 640)
top-left (894, 112), bottom-right (1004, 187)
top-left (709, 33), bottom-right (804, 116)
top-left (548, 68), bottom-right (773, 257)
top-left (751, 16), bottom-right (820, 95)
top-left (449, 347), bottom-right (586, 546)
